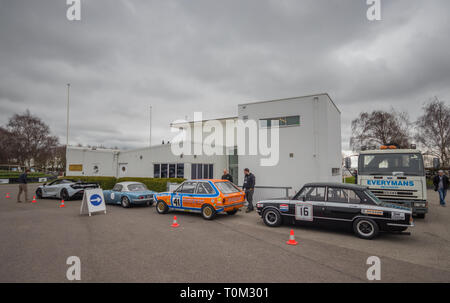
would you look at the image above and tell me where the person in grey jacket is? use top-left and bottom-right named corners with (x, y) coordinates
top-left (17, 169), bottom-right (30, 203)
top-left (433, 170), bottom-right (449, 207)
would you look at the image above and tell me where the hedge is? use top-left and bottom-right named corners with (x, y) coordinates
top-left (64, 176), bottom-right (185, 191)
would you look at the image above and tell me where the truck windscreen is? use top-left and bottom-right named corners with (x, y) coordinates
top-left (359, 153), bottom-right (425, 176)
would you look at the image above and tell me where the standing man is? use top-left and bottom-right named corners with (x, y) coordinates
top-left (17, 169), bottom-right (30, 203)
top-left (243, 168), bottom-right (255, 213)
top-left (221, 169), bottom-right (233, 183)
top-left (433, 170), bottom-right (449, 207)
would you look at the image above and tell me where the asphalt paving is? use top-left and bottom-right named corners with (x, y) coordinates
top-left (0, 183), bottom-right (449, 282)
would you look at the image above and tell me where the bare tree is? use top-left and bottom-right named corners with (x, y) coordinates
top-left (415, 98), bottom-right (450, 166)
top-left (6, 110), bottom-right (59, 168)
top-left (350, 109), bottom-right (411, 151)
top-left (0, 127), bottom-right (14, 164)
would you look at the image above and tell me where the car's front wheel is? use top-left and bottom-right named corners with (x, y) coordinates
top-left (201, 204), bottom-right (216, 220)
top-left (36, 188), bottom-right (43, 199)
top-left (262, 208), bottom-right (282, 227)
top-left (353, 218), bottom-right (379, 240)
top-left (156, 200), bottom-right (169, 214)
top-left (121, 196), bottom-right (130, 208)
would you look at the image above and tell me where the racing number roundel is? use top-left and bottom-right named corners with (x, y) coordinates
top-left (295, 203), bottom-right (313, 221)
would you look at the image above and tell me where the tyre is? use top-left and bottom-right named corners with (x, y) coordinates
top-left (201, 204), bottom-right (216, 220)
top-left (121, 196), bottom-right (130, 208)
top-left (156, 200), bottom-right (169, 214)
top-left (353, 218), bottom-right (379, 240)
top-left (60, 189), bottom-right (69, 201)
top-left (226, 209), bottom-right (238, 216)
top-left (262, 208), bottom-right (282, 227)
top-left (415, 213), bottom-right (425, 219)
top-left (36, 188), bottom-right (43, 199)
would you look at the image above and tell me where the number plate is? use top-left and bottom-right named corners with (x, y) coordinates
top-left (295, 203), bottom-right (313, 221)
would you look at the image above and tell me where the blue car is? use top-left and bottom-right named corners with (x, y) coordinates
top-left (103, 182), bottom-right (156, 208)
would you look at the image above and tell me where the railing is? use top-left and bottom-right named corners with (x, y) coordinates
top-left (240, 185), bottom-right (292, 199)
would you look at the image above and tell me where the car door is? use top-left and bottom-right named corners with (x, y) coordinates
top-left (194, 182), bottom-right (215, 208)
top-left (294, 186), bottom-right (327, 222)
top-left (325, 187), bottom-right (361, 221)
top-left (171, 181), bottom-right (197, 209)
top-left (43, 180), bottom-right (62, 197)
top-left (107, 184), bottom-right (123, 204)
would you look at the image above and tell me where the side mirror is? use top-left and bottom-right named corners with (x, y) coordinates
top-left (433, 158), bottom-right (440, 170)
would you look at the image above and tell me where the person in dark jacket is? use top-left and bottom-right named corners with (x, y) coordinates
top-left (242, 168), bottom-right (255, 213)
top-left (433, 170), bottom-right (449, 207)
top-left (17, 169), bottom-right (30, 203)
top-left (221, 169), bottom-right (233, 183)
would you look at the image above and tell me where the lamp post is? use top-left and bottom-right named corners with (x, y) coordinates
top-left (66, 83), bottom-right (70, 146)
top-left (149, 105), bottom-right (152, 147)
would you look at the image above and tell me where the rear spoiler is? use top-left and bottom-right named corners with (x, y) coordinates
top-left (70, 182), bottom-right (100, 189)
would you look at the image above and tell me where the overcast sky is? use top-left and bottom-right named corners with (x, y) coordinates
top-left (0, 0), bottom-right (449, 152)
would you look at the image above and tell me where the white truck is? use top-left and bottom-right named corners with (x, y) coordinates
top-left (355, 146), bottom-right (428, 218)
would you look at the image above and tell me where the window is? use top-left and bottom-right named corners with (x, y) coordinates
top-left (113, 184), bottom-right (123, 192)
top-left (176, 164), bottom-right (184, 178)
top-left (154, 164), bottom-right (160, 178)
top-left (127, 183), bottom-right (148, 191)
top-left (259, 115), bottom-right (300, 128)
top-left (196, 182), bottom-right (215, 194)
top-left (327, 188), bottom-right (361, 204)
top-left (169, 164), bottom-right (176, 178)
top-left (332, 168), bottom-right (340, 176)
top-left (215, 181), bottom-right (240, 194)
top-left (154, 163), bottom-right (184, 178)
top-left (296, 186), bottom-right (326, 201)
top-left (178, 181), bottom-right (197, 193)
top-left (358, 153), bottom-right (425, 176)
top-left (191, 164), bottom-right (214, 179)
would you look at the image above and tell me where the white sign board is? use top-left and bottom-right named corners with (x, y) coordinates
top-left (295, 203), bottom-right (313, 221)
top-left (80, 188), bottom-right (106, 216)
top-left (39, 177), bottom-right (48, 183)
top-left (0, 179), bottom-right (9, 184)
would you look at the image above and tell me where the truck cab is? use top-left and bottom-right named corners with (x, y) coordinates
top-left (356, 146), bottom-right (427, 218)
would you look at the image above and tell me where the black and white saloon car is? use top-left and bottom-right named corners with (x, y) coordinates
top-left (256, 183), bottom-right (414, 239)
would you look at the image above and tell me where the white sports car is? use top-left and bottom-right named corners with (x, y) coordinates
top-left (36, 179), bottom-right (99, 200)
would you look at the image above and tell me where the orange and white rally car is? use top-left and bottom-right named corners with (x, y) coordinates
top-left (154, 179), bottom-right (246, 220)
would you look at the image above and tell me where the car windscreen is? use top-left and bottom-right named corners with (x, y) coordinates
top-left (215, 181), bottom-right (240, 194)
top-left (358, 153), bottom-right (425, 176)
top-left (127, 183), bottom-right (148, 191)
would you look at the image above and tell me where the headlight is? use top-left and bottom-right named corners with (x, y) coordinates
top-left (415, 203), bottom-right (426, 208)
top-left (256, 203), bottom-right (263, 208)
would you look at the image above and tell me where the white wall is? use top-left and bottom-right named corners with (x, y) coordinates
top-left (66, 147), bottom-right (118, 177)
top-left (237, 94), bottom-right (342, 199)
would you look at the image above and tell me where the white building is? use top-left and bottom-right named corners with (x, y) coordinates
top-left (66, 93), bottom-right (342, 199)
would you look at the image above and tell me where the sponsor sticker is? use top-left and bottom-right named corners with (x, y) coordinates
top-left (279, 204), bottom-right (289, 212)
top-left (362, 209), bottom-right (384, 216)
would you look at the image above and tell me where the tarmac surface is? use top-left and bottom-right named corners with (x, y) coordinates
top-left (0, 183), bottom-right (449, 282)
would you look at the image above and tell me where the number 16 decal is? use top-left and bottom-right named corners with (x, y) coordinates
top-left (295, 203), bottom-right (313, 221)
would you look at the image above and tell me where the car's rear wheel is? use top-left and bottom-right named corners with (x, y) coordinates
top-left (262, 208), bottom-right (282, 227)
top-left (202, 204), bottom-right (216, 220)
top-left (353, 218), bottom-right (379, 240)
top-left (226, 209), bottom-right (238, 216)
top-left (121, 196), bottom-right (130, 208)
top-left (36, 188), bottom-right (43, 199)
top-left (60, 189), bottom-right (69, 201)
top-left (156, 200), bottom-right (169, 214)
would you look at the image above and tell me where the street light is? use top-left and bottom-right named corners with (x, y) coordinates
top-left (66, 83), bottom-right (70, 146)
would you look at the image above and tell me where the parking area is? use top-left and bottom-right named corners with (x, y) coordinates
top-left (0, 183), bottom-right (449, 282)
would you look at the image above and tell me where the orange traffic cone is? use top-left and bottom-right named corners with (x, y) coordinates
top-left (286, 229), bottom-right (298, 245)
top-left (59, 199), bottom-right (65, 208)
top-left (32, 196), bottom-right (37, 203)
top-left (171, 216), bottom-right (179, 228)
top-left (5, 193), bottom-right (11, 199)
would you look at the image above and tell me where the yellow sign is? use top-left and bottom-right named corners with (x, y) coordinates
top-left (69, 164), bottom-right (83, 172)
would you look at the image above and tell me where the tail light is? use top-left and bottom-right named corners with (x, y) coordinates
top-left (139, 196), bottom-right (144, 199)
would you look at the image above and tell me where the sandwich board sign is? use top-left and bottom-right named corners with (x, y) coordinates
top-left (80, 188), bottom-right (106, 216)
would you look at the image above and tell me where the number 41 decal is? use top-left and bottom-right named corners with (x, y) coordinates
top-left (295, 203), bottom-right (313, 221)
top-left (172, 196), bottom-right (181, 207)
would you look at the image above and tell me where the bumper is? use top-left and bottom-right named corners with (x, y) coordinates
top-left (131, 198), bottom-right (154, 205)
top-left (217, 202), bottom-right (245, 212)
top-left (412, 207), bottom-right (428, 215)
top-left (386, 222), bottom-right (415, 228)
